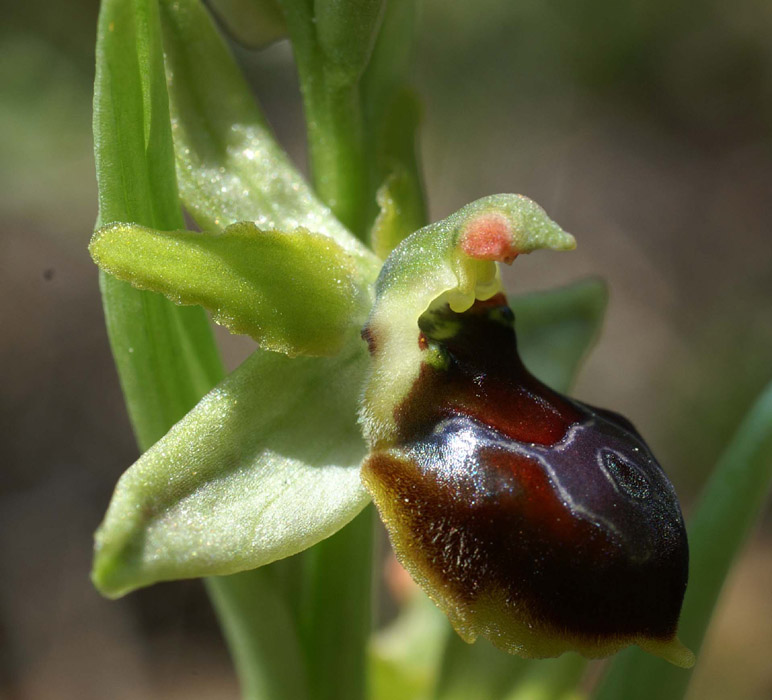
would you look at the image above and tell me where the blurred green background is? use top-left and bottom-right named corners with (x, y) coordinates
top-left (1, 0), bottom-right (771, 697)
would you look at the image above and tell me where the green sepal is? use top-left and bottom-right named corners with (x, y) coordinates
top-left (92, 340), bottom-right (371, 599)
top-left (90, 221), bottom-right (369, 356)
top-left (207, 0), bottom-right (287, 48)
top-left (159, 0), bottom-right (376, 264)
top-left (362, 193), bottom-right (575, 446)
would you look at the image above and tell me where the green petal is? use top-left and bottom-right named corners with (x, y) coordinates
top-left (370, 156), bottom-right (426, 260)
top-left (90, 221), bottom-right (370, 356)
top-left (511, 277), bottom-right (608, 392)
top-left (159, 0), bottom-right (376, 269)
top-left (92, 341), bottom-right (371, 598)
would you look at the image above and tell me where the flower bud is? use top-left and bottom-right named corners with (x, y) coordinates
top-left (360, 195), bottom-right (694, 667)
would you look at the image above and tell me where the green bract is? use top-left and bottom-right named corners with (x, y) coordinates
top-left (511, 278), bottom-right (608, 392)
top-left (315, 0), bottom-right (384, 83)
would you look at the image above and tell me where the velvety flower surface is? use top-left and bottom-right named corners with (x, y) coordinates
top-left (91, 3), bottom-right (772, 694)
top-left (89, 178), bottom-right (694, 666)
top-left (363, 297), bottom-right (693, 667)
top-left (359, 196), bottom-right (694, 667)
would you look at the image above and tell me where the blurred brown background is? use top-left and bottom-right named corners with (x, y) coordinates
top-left (1, 0), bottom-right (771, 698)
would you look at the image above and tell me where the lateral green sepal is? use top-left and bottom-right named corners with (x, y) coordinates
top-left (92, 341), bottom-right (372, 598)
top-left (90, 221), bottom-right (371, 356)
top-left (160, 0), bottom-right (376, 261)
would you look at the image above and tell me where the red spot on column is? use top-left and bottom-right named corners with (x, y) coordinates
top-left (461, 213), bottom-right (518, 264)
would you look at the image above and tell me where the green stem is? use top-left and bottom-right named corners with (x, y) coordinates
top-left (271, 4), bottom-right (386, 698)
top-left (299, 508), bottom-right (375, 700)
top-left (307, 78), bottom-right (369, 237)
top-left (277, 0), bottom-right (369, 238)
top-left (206, 571), bottom-right (309, 700)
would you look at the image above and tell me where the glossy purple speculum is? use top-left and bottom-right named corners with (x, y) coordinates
top-left (362, 295), bottom-right (691, 664)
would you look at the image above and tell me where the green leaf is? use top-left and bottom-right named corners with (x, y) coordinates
top-left (98, 274), bottom-right (224, 447)
top-left (90, 221), bottom-right (370, 356)
top-left (159, 0), bottom-right (376, 263)
top-left (94, 0), bottom-right (222, 448)
top-left (430, 278), bottom-right (607, 700)
top-left (92, 340), bottom-right (371, 598)
top-left (511, 277), bottom-right (608, 392)
top-left (95, 0), bottom-right (177, 230)
top-left (94, 1), bottom-right (310, 696)
top-left (593, 380), bottom-right (772, 700)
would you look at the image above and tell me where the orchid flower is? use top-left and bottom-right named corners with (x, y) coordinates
top-left (91, 0), bottom-right (772, 698)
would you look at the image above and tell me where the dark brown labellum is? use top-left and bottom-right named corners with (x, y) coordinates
top-left (362, 295), bottom-right (693, 666)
